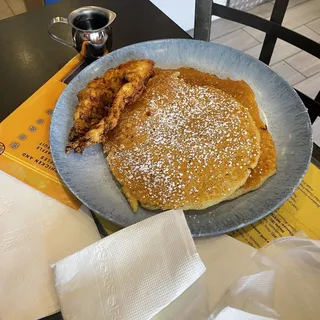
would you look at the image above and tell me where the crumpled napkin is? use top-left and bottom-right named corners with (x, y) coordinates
top-left (153, 235), bottom-right (257, 320)
top-left (52, 209), bottom-right (206, 320)
top-left (212, 307), bottom-right (276, 320)
top-left (210, 234), bottom-right (320, 319)
top-left (152, 232), bottom-right (320, 319)
top-left (0, 170), bottom-right (101, 320)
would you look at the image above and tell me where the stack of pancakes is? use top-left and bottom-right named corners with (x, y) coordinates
top-left (104, 67), bottom-right (277, 212)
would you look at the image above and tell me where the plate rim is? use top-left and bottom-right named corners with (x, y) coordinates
top-left (50, 38), bottom-right (313, 236)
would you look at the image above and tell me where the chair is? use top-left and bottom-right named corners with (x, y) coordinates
top-left (194, 0), bottom-right (320, 125)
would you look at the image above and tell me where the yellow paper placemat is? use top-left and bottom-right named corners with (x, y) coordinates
top-left (0, 55), bottom-right (83, 210)
top-left (231, 162), bottom-right (320, 248)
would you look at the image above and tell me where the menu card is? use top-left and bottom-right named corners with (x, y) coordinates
top-left (0, 55), bottom-right (83, 210)
top-left (231, 162), bottom-right (320, 248)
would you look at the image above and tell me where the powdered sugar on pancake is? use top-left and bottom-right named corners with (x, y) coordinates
top-left (107, 73), bottom-right (260, 210)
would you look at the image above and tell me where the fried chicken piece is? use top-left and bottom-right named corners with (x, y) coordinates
top-left (68, 77), bottom-right (110, 142)
top-left (66, 59), bottom-right (155, 153)
top-left (68, 65), bottom-right (127, 143)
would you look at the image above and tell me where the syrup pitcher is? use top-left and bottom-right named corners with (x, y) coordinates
top-left (48, 6), bottom-right (116, 59)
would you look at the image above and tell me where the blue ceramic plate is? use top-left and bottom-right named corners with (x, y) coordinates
top-left (50, 39), bottom-right (312, 237)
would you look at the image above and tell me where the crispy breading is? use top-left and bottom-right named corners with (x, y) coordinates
top-left (66, 59), bottom-right (155, 153)
top-left (68, 77), bottom-right (109, 142)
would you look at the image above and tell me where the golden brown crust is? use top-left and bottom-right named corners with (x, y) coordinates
top-left (68, 77), bottom-right (110, 142)
top-left (227, 129), bottom-right (277, 199)
top-left (66, 59), bottom-right (155, 153)
top-left (106, 71), bottom-right (261, 211)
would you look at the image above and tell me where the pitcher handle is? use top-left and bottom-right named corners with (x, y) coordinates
top-left (48, 17), bottom-right (75, 49)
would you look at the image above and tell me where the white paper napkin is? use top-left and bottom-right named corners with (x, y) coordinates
top-left (53, 209), bottom-right (206, 320)
top-left (153, 235), bottom-right (257, 320)
top-left (157, 233), bottom-right (320, 319)
top-left (0, 170), bottom-right (101, 320)
top-left (195, 236), bottom-right (257, 312)
top-left (209, 234), bottom-right (320, 320)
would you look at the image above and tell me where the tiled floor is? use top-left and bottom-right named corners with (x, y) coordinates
top-left (0, 0), bottom-right (26, 19)
top-left (209, 0), bottom-right (320, 99)
top-left (1, 0), bottom-right (319, 99)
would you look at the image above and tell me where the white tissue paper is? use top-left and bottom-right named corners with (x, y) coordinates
top-left (0, 170), bottom-right (101, 320)
top-left (211, 234), bottom-right (320, 319)
top-left (212, 307), bottom-right (276, 320)
top-left (154, 235), bottom-right (257, 320)
top-left (53, 209), bottom-right (206, 320)
top-left (152, 231), bottom-right (320, 319)
top-left (195, 235), bottom-right (257, 312)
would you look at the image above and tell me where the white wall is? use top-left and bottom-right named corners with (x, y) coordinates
top-left (150, 0), bottom-right (227, 32)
